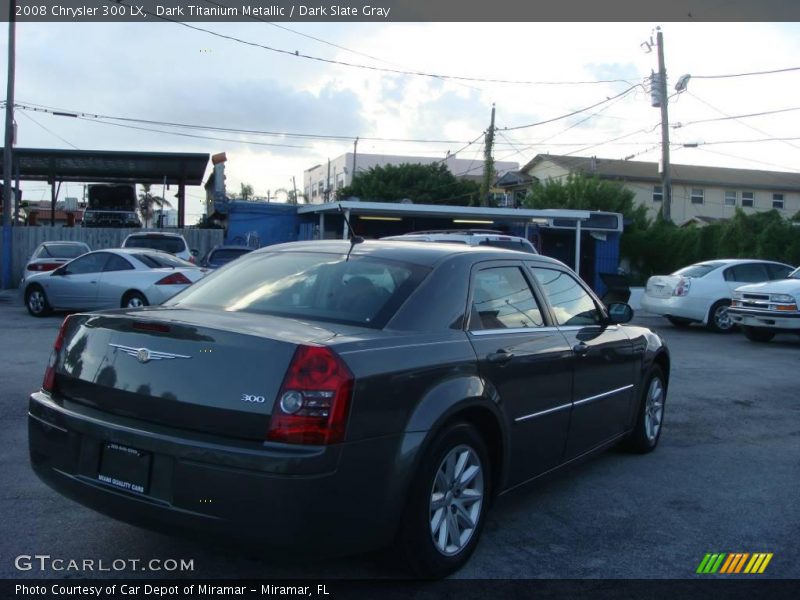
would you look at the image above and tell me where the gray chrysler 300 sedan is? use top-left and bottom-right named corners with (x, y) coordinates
top-left (28, 240), bottom-right (670, 578)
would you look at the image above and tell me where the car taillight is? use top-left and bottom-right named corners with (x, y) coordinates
top-left (673, 277), bottom-right (691, 297)
top-left (42, 317), bottom-right (72, 393)
top-left (28, 263), bottom-right (61, 272)
top-left (155, 272), bottom-right (191, 285)
top-left (267, 345), bottom-right (354, 445)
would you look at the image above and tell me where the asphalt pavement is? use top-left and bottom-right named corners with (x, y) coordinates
top-left (1, 296), bottom-right (798, 579)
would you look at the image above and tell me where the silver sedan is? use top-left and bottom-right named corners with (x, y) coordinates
top-left (23, 248), bottom-right (207, 317)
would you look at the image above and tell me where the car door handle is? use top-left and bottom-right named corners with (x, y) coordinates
top-left (573, 342), bottom-right (590, 356)
top-left (487, 349), bottom-right (515, 364)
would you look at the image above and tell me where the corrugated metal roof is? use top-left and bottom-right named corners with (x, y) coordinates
top-left (523, 154), bottom-right (800, 192)
top-left (0, 148), bottom-right (210, 185)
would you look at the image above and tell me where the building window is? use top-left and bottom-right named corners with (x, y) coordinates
top-left (691, 189), bottom-right (704, 204)
top-left (773, 193), bottom-right (785, 209)
top-left (652, 185), bottom-right (663, 202)
top-left (741, 191), bottom-right (754, 207)
top-left (724, 190), bottom-right (737, 206)
top-left (336, 173), bottom-right (345, 189)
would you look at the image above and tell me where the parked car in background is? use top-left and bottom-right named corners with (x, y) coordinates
top-left (121, 232), bottom-right (196, 263)
top-left (29, 240), bottom-right (669, 578)
top-left (730, 267), bottom-right (800, 342)
top-left (641, 259), bottom-right (794, 332)
top-left (200, 245), bottom-right (253, 269)
top-left (21, 241), bottom-right (91, 287)
top-left (23, 248), bottom-right (206, 316)
top-left (383, 229), bottom-right (538, 254)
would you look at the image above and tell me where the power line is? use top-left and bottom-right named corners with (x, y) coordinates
top-left (111, 0), bottom-right (636, 87)
top-left (674, 105), bottom-right (800, 128)
top-left (692, 66), bottom-right (800, 80)
top-left (16, 110), bottom-right (80, 149)
top-left (500, 85), bottom-right (641, 131)
top-left (691, 147), bottom-right (800, 174)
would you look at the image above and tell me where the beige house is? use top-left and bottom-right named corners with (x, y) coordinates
top-left (522, 154), bottom-right (800, 224)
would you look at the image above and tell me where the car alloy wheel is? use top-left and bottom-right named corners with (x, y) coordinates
top-left (26, 286), bottom-right (51, 317)
top-left (429, 444), bottom-right (484, 557)
top-left (123, 292), bottom-right (149, 309)
top-left (644, 377), bottom-right (665, 442)
top-left (707, 300), bottom-right (734, 333)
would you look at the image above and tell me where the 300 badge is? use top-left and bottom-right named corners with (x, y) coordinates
top-left (241, 394), bottom-right (266, 403)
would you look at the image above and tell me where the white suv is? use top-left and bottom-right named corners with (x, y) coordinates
top-left (382, 230), bottom-right (538, 254)
top-left (121, 232), bottom-right (196, 263)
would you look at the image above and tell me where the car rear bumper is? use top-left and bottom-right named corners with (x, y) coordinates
top-left (29, 391), bottom-right (413, 555)
top-left (640, 294), bottom-right (709, 322)
top-left (729, 308), bottom-right (800, 331)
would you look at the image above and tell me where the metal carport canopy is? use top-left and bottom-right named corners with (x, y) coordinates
top-left (0, 147), bottom-right (210, 184)
top-left (298, 201), bottom-right (615, 276)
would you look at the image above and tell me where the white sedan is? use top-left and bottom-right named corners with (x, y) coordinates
top-left (23, 248), bottom-right (207, 317)
top-left (641, 259), bottom-right (793, 332)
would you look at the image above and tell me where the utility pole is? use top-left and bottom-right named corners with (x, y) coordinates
top-left (655, 28), bottom-right (672, 222)
top-left (2, 2), bottom-right (16, 289)
top-left (479, 104), bottom-right (496, 207)
top-left (291, 176), bottom-right (298, 205)
top-left (351, 137), bottom-right (359, 184)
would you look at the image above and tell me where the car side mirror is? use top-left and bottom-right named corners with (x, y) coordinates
top-left (52, 267), bottom-right (66, 276)
top-left (607, 302), bottom-right (633, 324)
top-left (190, 249), bottom-right (199, 257)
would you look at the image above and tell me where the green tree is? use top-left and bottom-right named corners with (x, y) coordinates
top-left (337, 162), bottom-right (480, 205)
top-left (138, 184), bottom-right (171, 228)
top-left (239, 183), bottom-right (254, 201)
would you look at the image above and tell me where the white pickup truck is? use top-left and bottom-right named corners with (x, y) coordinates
top-left (729, 267), bottom-right (800, 342)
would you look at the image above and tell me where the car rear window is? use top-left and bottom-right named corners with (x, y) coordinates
top-left (124, 235), bottom-right (187, 254)
top-left (673, 262), bottom-right (725, 278)
top-left (478, 239), bottom-right (537, 254)
top-left (132, 252), bottom-right (195, 269)
top-left (166, 251), bottom-right (430, 329)
top-left (40, 244), bottom-right (90, 259)
top-left (210, 248), bottom-right (251, 264)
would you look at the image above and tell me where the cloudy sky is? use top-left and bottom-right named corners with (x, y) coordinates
top-left (4, 21), bottom-right (800, 222)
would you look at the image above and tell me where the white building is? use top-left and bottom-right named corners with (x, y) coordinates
top-left (303, 152), bottom-right (519, 203)
top-left (523, 154), bottom-right (800, 224)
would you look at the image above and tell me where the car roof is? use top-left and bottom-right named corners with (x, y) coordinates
top-left (40, 241), bottom-right (90, 247)
top-left (210, 245), bottom-right (253, 251)
top-left (258, 239), bottom-right (562, 268)
top-left (124, 231), bottom-right (185, 239)
top-left (693, 258), bottom-right (791, 266)
top-left (384, 232), bottom-right (529, 241)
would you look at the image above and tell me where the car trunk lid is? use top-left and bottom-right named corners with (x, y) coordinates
top-left (55, 309), bottom-right (347, 440)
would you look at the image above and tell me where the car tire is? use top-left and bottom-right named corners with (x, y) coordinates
top-left (742, 326), bottom-right (775, 343)
top-left (396, 422), bottom-right (491, 579)
top-left (621, 365), bottom-right (666, 454)
top-left (667, 316), bottom-right (692, 328)
top-left (25, 285), bottom-right (52, 317)
top-left (706, 300), bottom-right (735, 333)
top-left (122, 291), bottom-right (149, 309)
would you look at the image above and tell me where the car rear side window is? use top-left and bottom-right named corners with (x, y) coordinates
top-left (124, 236), bottom-right (186, 254)
top-left (530, 267), bottom-right (602, 326)
top-left (167, 252), bottom-right (430, 329)
top-left (724, 263), bottom-right (769, 283)
top-left (132, 252), bottom-right (195, 269)
top-left (766, 263), bottom-right (792, 280)
top-left (469, 267), bottom-right (544, 330)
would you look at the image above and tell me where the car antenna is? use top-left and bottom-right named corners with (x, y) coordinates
top-left (338, 203), bottom-right (363, 261)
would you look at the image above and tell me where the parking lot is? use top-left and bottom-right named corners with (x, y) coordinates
top-left (1, 294), bottom-right (798, 579)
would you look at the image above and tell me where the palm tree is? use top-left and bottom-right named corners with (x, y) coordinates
top-left (138, 184), bottom-right (172, 228)
top-left (240, 183), bottom-right (254, 201)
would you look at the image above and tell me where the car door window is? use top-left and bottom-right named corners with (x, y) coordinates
top-left (103, 254), bottom-right (135, 272)
top-left (530, 267), bottom-right (603, 326)
top-left (724, 263), bottom-right (769, 283)
top-left (469, 266), bottom-right (544, 330)
top-left (766, 263), bottom-right (792, 280)
top-left (62, 253), bottom-right (110, 275)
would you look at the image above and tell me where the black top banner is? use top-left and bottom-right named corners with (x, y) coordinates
top-left (3, 0), bottom-right (800, 22)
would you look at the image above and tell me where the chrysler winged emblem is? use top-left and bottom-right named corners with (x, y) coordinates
top-left (109, 344), bottom-right (191, 364)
